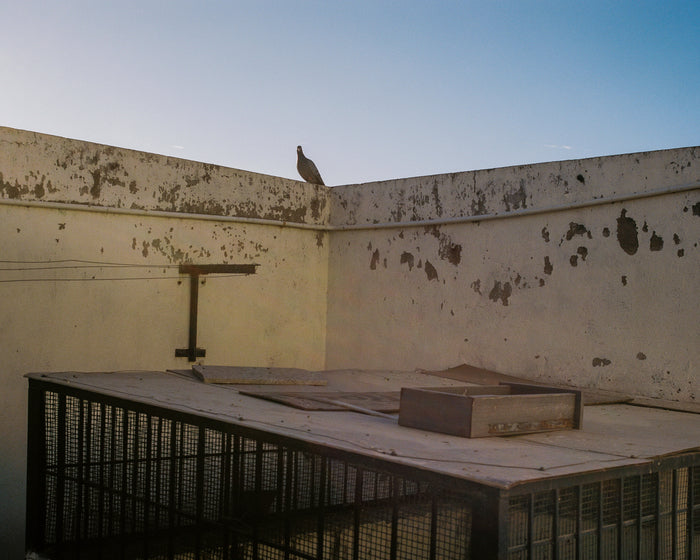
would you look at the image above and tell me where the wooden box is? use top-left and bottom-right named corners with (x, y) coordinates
top-left (398, 383), bottom-right (582, 438)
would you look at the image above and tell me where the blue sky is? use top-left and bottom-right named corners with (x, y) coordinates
top-left (2, 1), bottom-right (699, 185)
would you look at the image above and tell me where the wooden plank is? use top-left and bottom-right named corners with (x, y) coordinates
top-left (501, 383), bottom-right (583, 428)
top-left (27, 371), bottom-right (699, 489)
top-left (398, 385), bottom-right (578, 438)
top-left (470, 393), bottom-right (576, 437)
top-left (628, 396), bottom-right (700, 414)
top-left (399, 387), bottom-right (475, 437)
top-left (414, 385), bottom-right (511, 396)
top-left (308, 397), bottom-right (397, 419)
top-left (422, 364), bottom-right (527, 385)
top-left (425, 363), bottom-right (633, 405)
top-left (191, 365), bottom-right (327, 386)
top-left (519, 403), bottom-right (700, 458)
top-left (239, 390), bottom-right (401, 412)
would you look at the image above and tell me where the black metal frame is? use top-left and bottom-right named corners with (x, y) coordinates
top-left (175, 264), bottom-right (258, 361)
top-left (26, 378), bottom-right (700, 559)
top-left (502, 454), bottom-right (700, 559)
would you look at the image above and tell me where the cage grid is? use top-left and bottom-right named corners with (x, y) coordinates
top-left (26, 378), bottom-right (700, 559)
top-left (27, 383), bottom-right (475, 560)
top-left (504, 466), bottom-right (700, 559)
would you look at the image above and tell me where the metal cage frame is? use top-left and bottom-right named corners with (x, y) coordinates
top-left (26, 379), bottom-right (700, 559)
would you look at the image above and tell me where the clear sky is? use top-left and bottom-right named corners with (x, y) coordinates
top-left (2, 1), bottom-right (699, 186)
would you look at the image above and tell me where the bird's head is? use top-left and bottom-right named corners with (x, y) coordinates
top-left (297, 145), bottom-right (303, 154)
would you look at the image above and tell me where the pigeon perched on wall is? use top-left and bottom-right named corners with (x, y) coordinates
top-left (296, 146), bottom-right (325, 186)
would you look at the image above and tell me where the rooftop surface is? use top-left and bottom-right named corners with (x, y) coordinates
top-left (27, 368), bottom-right (700, 490)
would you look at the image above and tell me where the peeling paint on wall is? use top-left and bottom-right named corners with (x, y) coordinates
top-left (488, 281), bottom-right (512, 306)
top-left (616, 209), bottom-right (639, 255)
top-left (331, 146), bottom-right (698, 228)
top-left (471, 279), bottom-right (481, 294)
top-left (0, 128), bottom-right (330, 225)
top-left (424, 260), bottom-right (438, 281)
top-left (650, 232), bottom-right (664, 251)
top-left (0, 172), bottom-right (25, 199)
top-left (328, 161), bottom-right (698, 406)
top-left (471, 190), bottom-right (487, 215)
top-left (370, 249), bottom-right (380, 270)
top-left (564, 222), bottom-right (591, 242)
top-left (3, 128), bottom-right (699, 409)
top-left (502, 180), bottom-right (528, 211)
top-left (431, 180), bottom-right (443, 217)
top-left (543, 256), bottom-right (553, 275)
top-left (424, 226), bottom-right (462, 266)
top-left (438, 237), bottom-right (461, 266)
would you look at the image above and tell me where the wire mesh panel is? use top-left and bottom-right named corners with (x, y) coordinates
top-left (26, 383), bottom-right (475, 560)
top-left (505, 465), bottom-right (700, 560)
top-left (26, 380), bottom-right (700, 560)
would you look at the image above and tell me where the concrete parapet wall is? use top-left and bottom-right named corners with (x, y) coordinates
top-left (0, 127), bottom-right (329, 558)
top-left (330, 148), bottom-right (698, 226)
top-left (326, 148), bottom-right (699, 403)
top-left (0, 126), bottom-right (329, 224)
top-left (1, 126), bottom-right (698, 556)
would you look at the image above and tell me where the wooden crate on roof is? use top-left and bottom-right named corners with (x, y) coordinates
top-left (398, 383), bottom-right (583, 438)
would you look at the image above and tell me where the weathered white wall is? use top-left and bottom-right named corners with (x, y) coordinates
top-left (326, 149), bottom-right (699, 403)
top-left (1, 127), bottom-right (329, 224)
top-left (0, 127), bottom-right (329, 557)
top-left (2, 127), bottom-right (698, 557)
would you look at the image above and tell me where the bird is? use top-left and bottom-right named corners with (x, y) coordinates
top-left (296, 145), bottom-right (325, 185)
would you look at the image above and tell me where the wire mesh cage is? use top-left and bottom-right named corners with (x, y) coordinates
top-left (26, 382), bottom-right (474, 559)
top-left (26, 379), bottom-right (700, 559)
top-left (504, 464), bottom-right (700, 560)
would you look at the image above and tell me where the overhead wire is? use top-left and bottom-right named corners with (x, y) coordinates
top-left (0, 273), bottom-right (253, 284)
top-left (0, 264), bottom-right (177, 272)
top-left (0, 259), bottom-right (255, 283)
top-left (0, 258), bottom-right (178, 266)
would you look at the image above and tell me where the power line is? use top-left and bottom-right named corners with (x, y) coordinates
top-left (0, 258), bottom-right (180, 267)
top-left (0, 259), bottom-right (256, 283)
top-left (0, 265), bottom-right (178, 272)
top-left (0, 273), bottom-right (255, 284)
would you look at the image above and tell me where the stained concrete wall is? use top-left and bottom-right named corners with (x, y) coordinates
top-left (0, 127), bottom-right (330, 557)
top-left (2, 127), bottom-right (698, 556)
top-left (326, 149), bottom-right (699, 403)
